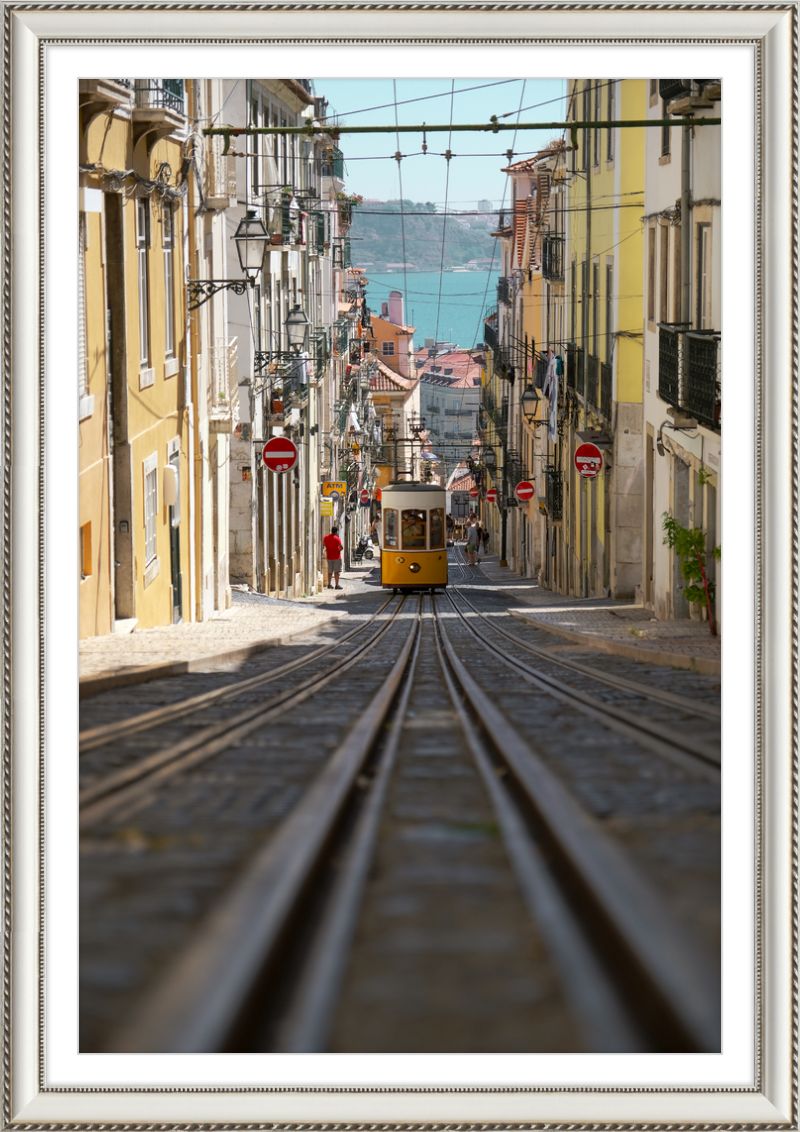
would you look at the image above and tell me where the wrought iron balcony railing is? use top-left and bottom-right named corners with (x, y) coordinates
top-left (542, 235), bottom-right (564, 282)
top-left (497, 276), bottom-right (510, 305)
top-left (658, 322), bottom-right (691, 410)
top-left (484, 315), bottom-right (499, 351)
top-left (684, 331), bottom-right (721, 427)
top-left (545, 465), bottom-right (563, 522)
top-left (533, 357), bottom-right (548, 389)
top-left (134, 80), bottom-right (184, 113)
top-left (586, 354), bottom-right (600, 409)
top-left (600, 361), bottom-right (612, 420)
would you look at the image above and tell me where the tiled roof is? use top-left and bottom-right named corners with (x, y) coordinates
top-left (366, 353), bottom-right (417, 391)
top-left (491, 225), bottom-right (513, 239)
top-left (502, 140), bottom-right (566, 173)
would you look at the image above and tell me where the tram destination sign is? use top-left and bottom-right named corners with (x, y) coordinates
top-left (574, 442), bottom-right (604, 478)
top-left (263, 436), bottom-right (298, 473)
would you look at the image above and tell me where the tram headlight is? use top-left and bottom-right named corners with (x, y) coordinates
top-left (408, 562), bottom-right (421, 573)
top-left (396, 556), bottom-right (405, 563)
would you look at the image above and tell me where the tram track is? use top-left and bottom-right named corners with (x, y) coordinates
top-left (447, 548), bottom-right (720, 778)
top-left (79, 593), bottom-right (407, 828)
top-left (103, 594), bottom-right (719, 1056)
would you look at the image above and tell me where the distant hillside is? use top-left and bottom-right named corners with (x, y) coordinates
top-left (347, 200), bottom-right (501, 273)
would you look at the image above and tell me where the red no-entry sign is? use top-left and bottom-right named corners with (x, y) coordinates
top-left (262, 436), bottom-right (298, 473)
top-left (486, 488), bottom-right (498, 503)
top-left (360, 489), bottom-right (370, 505)
top-left (469, 487), bottom-right (480, 499)
top-left (515, 480), bottom-right (535, 501)
top-left (574, 442), bottom-right (603, 478)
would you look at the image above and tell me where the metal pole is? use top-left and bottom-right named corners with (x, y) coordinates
top-left (681, 123), bottom-right (692, 324)
top-left (204, 118), bottom-right (719, 140)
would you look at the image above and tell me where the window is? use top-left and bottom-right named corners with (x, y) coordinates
top-left (661, 99), bottom-right (670, 157)
top-left (659, 224), bottom-right (669, 322)
top-left (143, 452), bottom-right (158, 565)
top-left (697, 223), bottom-right (712, 328)
top-left (384, 508), bottom-right (398, 548)
top-left (606, 81), bottom-right (615, 161)
top-left (163, 202), bottom-right (175, 358)
top-left (430, 508), bottom-right (445, 549)
top-left (382, 341), bottom-right (396, 357)
top-left (592, 262), bottom-right (599, 356)
top-left (80, 522), bottom-right (92, 580)
top-left (136, 197), bottom-right (151, 366)
top-left (605, 262), bottom-right (613, 364)
top-left (593, 81), bottom-right (601, 166)
top-left (401, 509), bottom-right (426, 550)
top-left (647, 226), bottom-right (656, 322)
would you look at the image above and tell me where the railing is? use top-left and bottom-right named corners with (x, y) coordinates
top-left (208, 337), bottom-right (237, 417)
top-left (600, 361), bottom-right (612, 420)
top-left (546, 465), bottom-right (563, 522)
top-left (533, 357), bottom-right (548, 389)
top-left (134, 80), bottom-right (184, 113)
top-left (444, 408), bottom-right (462, 416)
top-left (484, 316), bottom-right (498, 351)
top-left (333, 236), bottom-right (351, 268)
top-left (575, 346), bottom-right (585, 397)
top-left (542, 235), bottom-right (564, 282)
top-left (586, 354), bottom-right (600, 409)
top-left (566, 343), bottom-right (576, 390)
top-left (110, 79), bottom-right (133, 89)
top-left (332, 317), bottom-right (348, 356)
top-left (307, 210), bottom-right (326, 257)
top-left (322, 146), bottom-right (344, 179)
top-left (684, 331), bottom-right (721, 427)
top-left (497, 276), bottom-right (510, 305)
top-left (659, 79), bottom-right (692, 101)
top-left (658, 322), bottom-right (690, 409)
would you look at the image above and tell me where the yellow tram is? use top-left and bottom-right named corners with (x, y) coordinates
top-left (379, 482), bottom-right (449, 592)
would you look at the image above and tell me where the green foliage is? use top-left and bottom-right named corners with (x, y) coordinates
top-left (349, 198), bottom-right (500, 272)
top-left (697, 465), bottom-right (714, 487)
top-left (662, 513), bottom-right (718, 607)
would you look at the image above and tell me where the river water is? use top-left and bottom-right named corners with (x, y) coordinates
top-left (365, 270), bottom-right (500, 352)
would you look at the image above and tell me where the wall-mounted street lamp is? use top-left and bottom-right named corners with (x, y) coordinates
top-left (482, 447), bottom-right (497, 468)
top-left (285, 304), bottom-right (311, 352)
top-left (188, 209), bottom-right (270, 311)
top-left (520, 384), bottom-right (540, 423)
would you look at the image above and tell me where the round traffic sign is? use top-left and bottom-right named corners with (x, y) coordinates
top-left (486, 487), bottom-right (498, 504)
top-left (515, 480), bottom-right (535, 501)
top-left (469, 487), bottom-right (480, 499)
top-left (574, 442), bottom-right (603, 478)
top-left (360, 489), bottom-right (370, 505)
top-left (262, 436), bottom-right (298, 473)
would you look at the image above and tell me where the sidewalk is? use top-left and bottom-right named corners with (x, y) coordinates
top-left (79, 588), bottom-right (347, 695)
top-left (466, 553), bottom-right (721, 676)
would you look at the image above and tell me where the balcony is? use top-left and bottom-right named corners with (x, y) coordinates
top-left (658, 323), bottom-right (720, 428)
top-left (484, 313), bottom-right (499, 351)
top-left (321, 146), bottom-right (344, 180)
top-left (497, 276), bottom-right (510, 305)
top-left (586, 354), bottom-right (600, 409)
top-left (205, 135), bottom-right (237, 211)
top-left (600, 361), bottom-right (612, 420)
top-left (132, 80), bottom-right (185, 150)
top-left (332, 237), bottom-right (351, 268)
top-left (545, 465), bottom-right (563, 522)
top-left (208, 337), bottom-right (238, 431)
top-left (533, 357), bottom-right (548, 389)
top-left (542, 235), bottom-right (564, 282)
top-left (79, 79), bottom-right (133, 133)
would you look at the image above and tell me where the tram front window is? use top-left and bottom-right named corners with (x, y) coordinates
top-left (401, 509), bottom-right (427, 550)
top-left (430, 507), bottom-right (444, 549)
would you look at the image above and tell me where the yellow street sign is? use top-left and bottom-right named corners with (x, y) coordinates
top-left (320, 499), bottom-right (334, 516)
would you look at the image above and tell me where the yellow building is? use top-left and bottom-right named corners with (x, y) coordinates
top-left (79, 79), bottom-right (191, 635)
top-left (562, 79), bottom-right (646, 598)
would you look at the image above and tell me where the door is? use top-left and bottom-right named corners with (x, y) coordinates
top-left (169, 453), bottom-right (182, 623)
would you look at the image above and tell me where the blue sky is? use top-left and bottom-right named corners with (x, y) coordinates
top-left (311, 79), bottom-right (567, 208)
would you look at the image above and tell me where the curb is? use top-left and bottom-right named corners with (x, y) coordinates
top-left (509, 611), bottom-right (722, 677)
top-left (79, 611), bottom-right (343, 700)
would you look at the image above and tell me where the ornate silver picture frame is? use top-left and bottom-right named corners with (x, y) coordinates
top-left (2, 1), bottom-right (797, 1125)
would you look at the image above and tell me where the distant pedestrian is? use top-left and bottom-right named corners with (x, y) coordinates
top-left (323, 525), bottom-right (344, 590)
top-left (465, 521), bottom-right (479, 566)
top-left (482, 527), bottom-right (490, 555)
top-left (475, 521), bottom-right (483, 557)
top-left (370, 515), bottom-right (382, 553)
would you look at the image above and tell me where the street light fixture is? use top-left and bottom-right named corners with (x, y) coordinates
top-left (285, 304), bottom-right (311, 352)
top-left (233, 209), bottom-right (270, 277)
top-left (520, 384), bottom-right (540, 423)
top-left (187, 209), bottom-right (270, 311)
top-left (482, 446), bottom-right (497, 468)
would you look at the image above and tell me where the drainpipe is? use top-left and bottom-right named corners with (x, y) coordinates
top-left (681, 122), bottom-right (692, 324)
top-left (185, 81), bottom-right (197, 622)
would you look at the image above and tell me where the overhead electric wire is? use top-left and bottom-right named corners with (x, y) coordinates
top-left (319, 79), bottom-right (521, 120)
top-left (434, 82), bottom-right (456, 347)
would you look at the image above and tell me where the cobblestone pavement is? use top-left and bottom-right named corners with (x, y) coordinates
top-left (464, 552), bottom-right (720, 671)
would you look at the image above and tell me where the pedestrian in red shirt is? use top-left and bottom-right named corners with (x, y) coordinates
top-left (323, 526), bottom-right (344, 590)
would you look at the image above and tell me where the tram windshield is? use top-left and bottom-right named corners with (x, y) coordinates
top-left (384, 508), bottom-right (398, 548)
top-left (430, 508), bottom-right (445, 549)
top-left (401, 509), bottom-right (426, 550)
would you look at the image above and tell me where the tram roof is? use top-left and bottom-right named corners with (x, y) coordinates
top-left (382, 481), bottom-right (444, 493)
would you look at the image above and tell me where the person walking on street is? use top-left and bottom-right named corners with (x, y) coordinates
top-left (323, 526), bottom-right (344, 590)
top-left (465, 520), bottom-right (479, 566)
top-left (482, 526), bottom-right (490, 556)
top-left (475, 521), bottom-right (483, 557)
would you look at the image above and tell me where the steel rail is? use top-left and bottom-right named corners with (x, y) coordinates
top-left (80, 594), bottom-right (397, 753)
top-left (79, 596), bottom-right (409, 828)
top-left (432, 596), bottom-right (720, 1053)
top-left (443, 585), bottom-right (719, 778)
top-left (107, 599), bottom-right (424, 1053)
top-left (430, 604), bottom-right (644, 1052)
top-left (275, 606), bottom-right (424, 1053)
top-left (451, 549), bottom-right (720, 721)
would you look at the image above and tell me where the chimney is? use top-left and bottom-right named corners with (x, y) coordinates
top-left (388, 290), bottom-right (404, 326)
